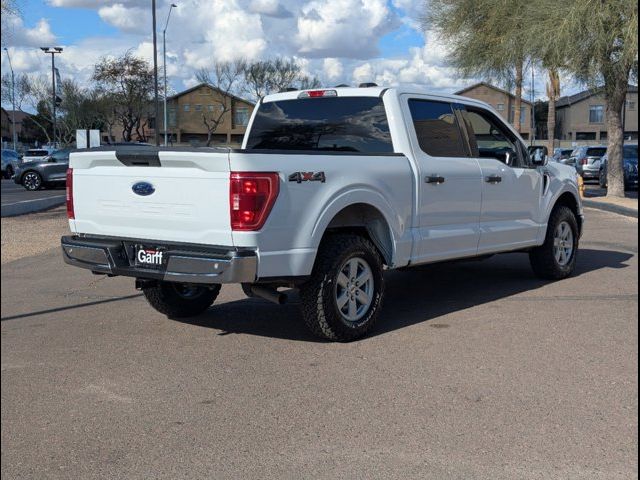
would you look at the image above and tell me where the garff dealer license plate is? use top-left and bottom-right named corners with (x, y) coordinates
top-left (134, 245), bottom-right (167, 269)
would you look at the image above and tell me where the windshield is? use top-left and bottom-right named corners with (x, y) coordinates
top-left (245, 96), bottom-right (393, 153)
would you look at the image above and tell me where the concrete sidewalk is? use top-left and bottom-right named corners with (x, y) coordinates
top-left (583, 193), bottom-right (638, 218)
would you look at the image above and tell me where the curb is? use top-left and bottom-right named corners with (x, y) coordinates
top-left (583, 199), bottom-right (638, 219)
top-left (1, 195), bottom-right (66, 218)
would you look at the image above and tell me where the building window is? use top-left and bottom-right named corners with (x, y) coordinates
top-left (195, 104), bottom-right (203, 112)
top-left (626, 100), bottom-right (636, 110)
top-left (576, 132), bottom-right (597, 140)
top-left (148, 117), bottom-right (156, 129)
top-left (589, 105), bottom-right (604, 123)
top-left (509, 105), bottom-right (527, 125)
top-left (496, 103), bottom-right (505, 111)
top-left (600, 131), bottom-right (607, 140)
top-left (168, 109), bottom-right (177, 127)
top-left (234, 106), bottom-right (249, 127)
top-left (183, 104), bottom-right (190, 112)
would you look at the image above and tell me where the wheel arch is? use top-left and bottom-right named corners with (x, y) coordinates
top-left (553, 191), bottom-right (582, 233)
top-left (315, 202), bottom-right (396, 267)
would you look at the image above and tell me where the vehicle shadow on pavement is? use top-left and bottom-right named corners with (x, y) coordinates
top-left (172, 248), bottom-right (633, 342)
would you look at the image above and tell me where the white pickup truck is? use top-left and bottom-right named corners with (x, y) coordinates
top-left (61, 86), bottom-right (583, 341)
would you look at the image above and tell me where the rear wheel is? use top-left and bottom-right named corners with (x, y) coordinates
top-left (529, 206), bottom-right (579, 280)
top-left (22, 171), bottom-right (42, 191)
top-left (142, 281), bottom-right (220, 317)
top-left (299, 234), bottom-right (385, 341)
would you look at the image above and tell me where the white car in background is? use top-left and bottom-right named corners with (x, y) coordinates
top-left (22, 148), bottom-right (53, 163)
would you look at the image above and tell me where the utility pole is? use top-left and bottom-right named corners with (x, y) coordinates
top-left (163, 3), bottom-right (177, 146)
top-left (152, 0), bottom-right (160, 146)
top-left (530, 67), bottom-right (535, 147)
top-left (3, 48), bottom-right (17, 150)
top-left (40, 47), bottom-right (63, 148)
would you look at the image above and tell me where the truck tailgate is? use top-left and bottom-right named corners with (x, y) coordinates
top-left (70, 148), bottom-right (233, 246)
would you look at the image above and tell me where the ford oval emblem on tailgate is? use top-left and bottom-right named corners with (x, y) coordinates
top-left (132, 182), bottom-right (155, 196)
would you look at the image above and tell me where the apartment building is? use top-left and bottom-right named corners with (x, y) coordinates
top-left (555, 85), bottom-right (638, 142)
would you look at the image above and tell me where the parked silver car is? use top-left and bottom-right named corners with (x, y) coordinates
top-left (570, 146), bottom-right (607, 181)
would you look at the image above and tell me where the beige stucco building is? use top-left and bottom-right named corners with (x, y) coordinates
top-left (554, 86), bottom-right (638, 143)
top-left (455, 82), bottom-right (533, 139)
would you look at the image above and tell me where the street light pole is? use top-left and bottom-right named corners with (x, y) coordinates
top-left (3, 48), bottom-right (17, 151)
top-left (40, 47), bottom-right (63, 148)
top-left (163, 3), bottom-right (177, 147)
top-left (152, 0), bottom-right (160, 146)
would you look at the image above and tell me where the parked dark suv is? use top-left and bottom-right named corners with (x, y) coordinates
top-left (599, 144), bottom-right (638, 190)
top-left (13, 149), bottom-right (71, 191)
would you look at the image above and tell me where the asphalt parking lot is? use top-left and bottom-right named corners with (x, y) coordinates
top-left (0, 179), bottom-right (65, 207)
top-left (1, 207), bottom-right (637, 479)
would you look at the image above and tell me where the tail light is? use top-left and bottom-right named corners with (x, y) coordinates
top-left (66, 168), bottom-right (74, 219)
top-left (298, 90), bottom-right (338, 98)
top-left (581, 157), bottom-right (588, 165)
top-left (230, 172), bottom-right (279, 231)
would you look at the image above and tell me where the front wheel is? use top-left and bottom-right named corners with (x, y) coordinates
top-left (142, 281), bottom-right (220, 318)
top-left (299, 234), bottom-right (385, 341)
top-left (529, 206), bottom-right (579, 280)
top-left (22, 171), bottom-right (42, 191)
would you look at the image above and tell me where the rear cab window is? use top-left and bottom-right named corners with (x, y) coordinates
top-left (245, 96), bottom-right (394, 153)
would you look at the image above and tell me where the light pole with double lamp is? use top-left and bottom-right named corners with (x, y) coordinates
top-left (163, 3), bottom-right (177, 146)
top-left (3, 48), bottom-right (17, 150)
top-left (40, 47), bottom-right (63, 148)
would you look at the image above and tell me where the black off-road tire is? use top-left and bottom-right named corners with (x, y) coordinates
top-left (529, 206), bottom-right (579, 280)
top-left (142, 281), bottom-right (220, 318)
top-left (299, 234), bottom-right (385, 342)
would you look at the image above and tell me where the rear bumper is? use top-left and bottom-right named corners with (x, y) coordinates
top-left (61, 235), bottom-right (257, 284)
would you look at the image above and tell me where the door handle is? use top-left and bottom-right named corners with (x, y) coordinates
top-left (485, 175), bottom-right (502, 184)
top-left (425, 175), bottom-right (446, 184)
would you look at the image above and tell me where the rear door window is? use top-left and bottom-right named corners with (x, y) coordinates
top-left (408, 99), bottom-right (468, 157)
top-left (245, 96), bottom-right (393, 153)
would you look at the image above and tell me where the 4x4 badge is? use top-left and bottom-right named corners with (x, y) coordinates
top-left (288, 171), bottom-right (326, 183)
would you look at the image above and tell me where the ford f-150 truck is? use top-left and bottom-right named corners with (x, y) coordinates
top-left (61, 86), bottom-right (584, 341)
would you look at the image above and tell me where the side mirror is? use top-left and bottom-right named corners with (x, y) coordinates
top-left (532, 154), bottom-right (548, 167)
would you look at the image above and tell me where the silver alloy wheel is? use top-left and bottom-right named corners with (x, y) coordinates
top-left (23, 172), bottom-right (41, 190)
top-left (335, 256), bottom-right (374, 322)
top-left (553, 220), bottom-right (574, 266)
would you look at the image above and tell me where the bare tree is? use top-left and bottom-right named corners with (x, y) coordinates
top-left (242, 57), bottom-right (322, 101)
top-left (196, 60), bottom-right (246, 146)
top-left (92, 51), bottom-right (155, 142)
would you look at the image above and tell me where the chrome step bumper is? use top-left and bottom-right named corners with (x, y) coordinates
top-left (61, 235), bottom-right (257, 284)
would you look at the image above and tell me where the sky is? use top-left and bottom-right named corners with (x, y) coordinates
top-left (1, 0), bottom-right (572, 106)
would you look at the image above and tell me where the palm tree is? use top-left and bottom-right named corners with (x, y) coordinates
top-left (546, 69), bottom-right (561, 153)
